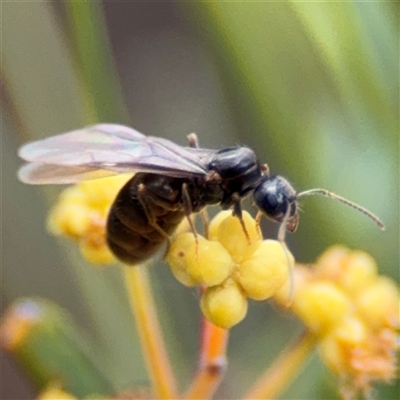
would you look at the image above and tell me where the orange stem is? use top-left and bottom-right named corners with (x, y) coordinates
top-left (242, 330), bottom-right (316, 400)
top-left (184, 317), bottom-right (229, 399)
top-left (124, 266), bottom-right (177, 399)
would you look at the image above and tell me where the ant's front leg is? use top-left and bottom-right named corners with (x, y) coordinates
top-left (232, 194), bottom-right (250, 244)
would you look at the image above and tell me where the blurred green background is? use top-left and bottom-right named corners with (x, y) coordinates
top-left (2, 1), bottom-right (398, 399)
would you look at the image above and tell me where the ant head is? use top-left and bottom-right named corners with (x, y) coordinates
top-left (253, 174), bottom-right (385, 238)
top-left (253, 175), bottom-right (300, 232)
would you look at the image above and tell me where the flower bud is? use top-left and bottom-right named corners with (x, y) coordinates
top-left (315, 245), bottom-right (350, 278)
top-left (236, 240), bottom-right (291, 300)
top-left (215, 211), bottom-right (262, 263)
top-left (200, 279), bottom-right (248, 329)
top-left (166, 233), bottom-right (234, 287)
top-left (166, 233), bottom-right (199, 286)
top-left (319, 334), bottom-right (346, 373)
top-left (356, 276), bottom-right (399, 330)
top-left (47, 175), bottom-right (131, 265)
top-left (47, 196), bottom-right (90, 237)
top-left (333, 317), bottom-right (368, 346)
top-left (294, 282), bottom-right (352, 335)
top-left (341, 251), bottom-right (378, 295)
top-left (79, 238), bottom-right (116, 265)
top-left (208, 210), bottom-right (232, 241)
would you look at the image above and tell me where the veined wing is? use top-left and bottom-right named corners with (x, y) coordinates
top-left (18, 124), bottom-right (210, 184)
top-left (18, 164), bottom-right (122, 184)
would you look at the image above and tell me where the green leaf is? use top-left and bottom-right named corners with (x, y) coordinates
top-left (65, 0), bottom-right (129, 123)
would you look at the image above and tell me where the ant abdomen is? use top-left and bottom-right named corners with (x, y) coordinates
top-left (107, 173), bottom-right (187, 265)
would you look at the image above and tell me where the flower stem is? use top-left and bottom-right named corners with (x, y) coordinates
top-left (242, 330), bottom-right (316, 400)
top-left (184, 317), bottom-right (229, 399)
top-left (124, 266), bottom-right (177, 399)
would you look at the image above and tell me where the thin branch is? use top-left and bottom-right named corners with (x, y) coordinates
top-left (242, 330), bottom-right (316, 400)
top-left (184, 317), bottom-right (229, 399)
top-left (124, 266), bottom-right (178, 399)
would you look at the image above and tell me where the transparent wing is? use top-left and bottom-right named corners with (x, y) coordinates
top-left (18, 164), bottom-right (120, 184)
top-left (18, 124), bottom-right (210, 184)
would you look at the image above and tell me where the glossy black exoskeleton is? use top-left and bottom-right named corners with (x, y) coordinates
top-left (106, 145), bottom-right (265, 263)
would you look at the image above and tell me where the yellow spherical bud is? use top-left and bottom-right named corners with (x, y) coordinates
top-left (47, 196), bottom-right (90, 237)
top-left (236, 240), bottom-right (292, 300)
top-left (315, 247), bottom-right (378, 296)
top-left (166, 233), bottom-right (234, 287)
top-left (165, 233), bottom-right (198, 286)
top-left (79, 239), bottom-right (116, 265)
top-left (47, 175), bottom-right (131, 239)
top-left (78, 174), bottom-right (131, 209)
top-left (215, 211), bottom-right (262, 263)
top-left (294, 281), bottom-right (352, 335)
top-left (58, 185), bottom-right (87, 206)
top-left (333, 317), bottom-right (368, 346)
top-left (315, 245), bottom-right (350, 278)
top-left (356, 276), bottom-right (399, 330)
top-left (319, 334), bottom-right (347, 373)
top-left (200, 279), bottom-right (248, 329)
top-left (185, 238), bottom-right (234, 287)
top-left (208, 210), bottom-right (233, 241)
top-left (340, 251), bottom-right (378, 295)
top-left (46, 175), bottom-right (132, 265)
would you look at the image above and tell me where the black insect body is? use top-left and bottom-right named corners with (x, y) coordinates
top-left (18, 124), bottom-right (384, 265)
top-left (107, 144), bottom-right (268, 264)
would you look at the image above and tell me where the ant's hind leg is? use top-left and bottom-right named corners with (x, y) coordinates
top-left (200, 209), bottom-right (210, 239)
top-left (137, 184), bottom-right (172, 244)
top-left (187, 133), bottom-right (200, 148)
top-left (182, 183), bottom-right (205, 260)
top-left (181, 183), bottom-right (199, 244)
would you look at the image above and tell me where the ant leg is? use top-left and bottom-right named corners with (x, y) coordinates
top-left (187, 133), bottom-right (200, 148)
top-left (277, 205), bottom-right (295, 306)
top-left (181, 183), bottom-right (200, 259)
top-left (200, 209), bottom-right (210, 239)
top-left (137, 184), bottom-right (172, 244)
top-left (261, 163), bottom-right (270, 176)
top-left (255, 210), bottom-right (263, 229)
top-left (232, 194), bottom-right (250, 243)
top-left (181, 183), bottom-right (198, 241)
top-left (277, 220), bottom-right (288, 243)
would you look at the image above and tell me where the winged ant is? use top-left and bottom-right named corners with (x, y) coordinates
top-left (18, 124), bottom-right (384, 265)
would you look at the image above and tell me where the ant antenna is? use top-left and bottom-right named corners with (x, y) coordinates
top-left (278, 206), bottom-right (294, 306)
top-left (297, 189), bottom-right (385, 230)
top-left (255, 207), bottom-right (294, 305)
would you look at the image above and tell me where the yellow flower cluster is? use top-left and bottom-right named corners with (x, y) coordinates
top-left (166, 211), bottom-right (293, 329)
top-left (47, 175), bottom-right (132, 265)
top-left (275, 246), bottom-right (399, 398)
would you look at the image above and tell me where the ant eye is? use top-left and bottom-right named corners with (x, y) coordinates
top-left (265, 193), bottom-right (277, 208)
